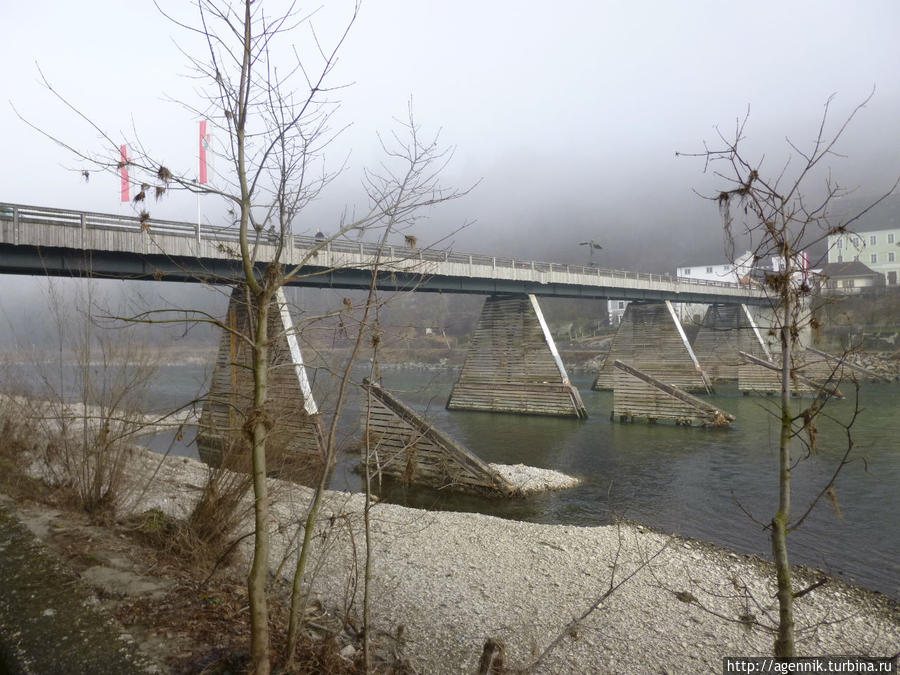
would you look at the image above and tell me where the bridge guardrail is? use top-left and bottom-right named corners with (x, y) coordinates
top-left (0, 201), bottom-right (752, 293)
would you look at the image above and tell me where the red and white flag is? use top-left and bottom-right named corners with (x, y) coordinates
top-left (120, 145), bottom-right (130, 202)
top-left (199, 121), bottom-right (210, 184)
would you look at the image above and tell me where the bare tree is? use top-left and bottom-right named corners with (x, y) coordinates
top-left (21, 1), bottom-right (469, 670)
top-left (681, 92), bottom-right (898, 656)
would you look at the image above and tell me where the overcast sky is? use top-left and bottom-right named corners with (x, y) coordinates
top-left (3, 0), bottom-right (899, 271)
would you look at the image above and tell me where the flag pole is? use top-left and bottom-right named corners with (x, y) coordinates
top-left (197, 120), bottom-right (208, 243)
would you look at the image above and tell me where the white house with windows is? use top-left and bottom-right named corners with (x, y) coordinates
top-left (676, 250), bottom-right (785, 285)
top-left (674, 251), bottom-right (782, 323)
top-left (815, 260), bottom-right (883, 295)
top-left (827, 227), bottom-right (900, 287)
top-left (608, 299), bottom-right (629, 325)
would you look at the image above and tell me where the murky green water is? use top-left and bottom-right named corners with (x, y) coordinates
top-left (329, 370), bottom-right (900, 600)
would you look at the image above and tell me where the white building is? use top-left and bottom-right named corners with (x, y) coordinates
top-left (675, 251), bottom-right (782, 325)
top-left (608, 299), bottom-right (628, 325)
top-left (676, 250), bottom-right (783, 285)
top-left (827, 227), bottom-right (900, 288)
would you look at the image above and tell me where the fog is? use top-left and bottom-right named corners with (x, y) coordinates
top-left (2, 1), bottom-right (900, 331)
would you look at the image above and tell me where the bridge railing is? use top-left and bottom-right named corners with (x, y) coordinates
top-left (0, 201), bottom-right (748, 292)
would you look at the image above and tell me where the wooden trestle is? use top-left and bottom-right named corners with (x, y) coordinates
top-left (593, 301), bottom-right (711, 392)
top-left (737, 351), bottom-right (844, 398)
top-left (612, 360), bottom-right (734, 427)
top-left (804, 347), bottom-right (885, 382)
top-left (362, 378), bottom-right (516, 496)
top-left (446, 294), bottom-right (587, 418)
top-left (197, 286), bottom-right (325, 477)
top-left (690, 304), bottom-right (770, 380)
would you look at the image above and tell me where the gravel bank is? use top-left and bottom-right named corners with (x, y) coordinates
top-left (490, 463), bottom-right (581, 493)
top-left (125, 450), bottom-right (899, 673)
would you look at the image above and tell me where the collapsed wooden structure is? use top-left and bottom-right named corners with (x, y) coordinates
top-left (798, 348), bottom-right (883, 383)
top-left (197, 287), bottom-right (325, 477)
top-left (690, 304), bottom-right (771, 381)
top-left (612, 360), bottom-right (734, 427)
top-left (593, 301), bottom-right (711, 392)
top-left (362, 378), bottom-right (516, 496)
top-left (737, 351), bottom-right (844, 398)
top-left (447, 294), bottom-right (587, 418)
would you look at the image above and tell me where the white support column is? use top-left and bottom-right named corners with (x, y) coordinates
top-left (741, 303), bottom-right (772, 361)
top-left (276, 287), bottom-right (318, 415)
top-left (665, 300), bottom-right (711, 393)
top-left (529, 294), bottom-right (571, 386)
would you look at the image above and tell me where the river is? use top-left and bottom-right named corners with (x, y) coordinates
top-left (11, 361), bottom-right (899, 599)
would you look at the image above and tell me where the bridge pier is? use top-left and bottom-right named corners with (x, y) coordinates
top-left (592, 300), bottom-right (711, 392)
top-left (362, 379), bottom-right (516, 495)
top-left (690, 303), bottom-right (771, 380)
top-left (197, 286), bottom-right (325, 476)
top-left (447, 294), bottom-right (587, 418)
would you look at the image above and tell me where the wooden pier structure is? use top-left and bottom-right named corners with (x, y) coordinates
top-left (362, 379), bottom-right (516, 496)
top-left (447, 294), bottom-right (587, 418)
top-left (690, 304), bottom-right (771, 381)
top-left (737, 351), bottom-right (844, 398)
top-left (804, 347), bottom-right (885, 382)
top-left (593, 301), bottom-right (711, 393)
top-left (612, 360), bottom-right (734, 427)
top-left (197, 287), bottom-right (325, 475)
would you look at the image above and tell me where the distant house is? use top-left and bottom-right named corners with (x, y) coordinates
top-left (827, 228), bottom-right (900, 288)
top-left (674, 250), bottom-right (782, 323)
top-left (815, 260), bottom-right (884, 295)
top-left (608, 299), bottom-right (628, 326)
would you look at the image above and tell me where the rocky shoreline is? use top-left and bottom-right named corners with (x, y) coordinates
top-left (124, 449), bottom-right (897, 673)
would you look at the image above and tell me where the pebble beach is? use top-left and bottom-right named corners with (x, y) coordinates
top-left (131, 449), bottom-right (899, 674)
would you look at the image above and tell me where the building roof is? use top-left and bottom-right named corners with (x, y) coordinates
top-left (816, 260), bottom-right (881, 279)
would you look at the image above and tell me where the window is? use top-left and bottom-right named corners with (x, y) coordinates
top-left (871, 254), bottom-right (878, 263)
top-left (683, 268), bottom-right (690, 275)
top-left (706, 266), bottom-right (713, 273)
top-left (889, 252), bottom-right (895, 262)
top-left (721, 266), bottom-right (729, 272)
top-left (842, 279), bottom-right (855, 288)
top-left (870, 235), bottom-right (877, 245)
top-left (889, 233), bottom-right (895, 244)
top-left (836, 238), bottom-right (843, 249)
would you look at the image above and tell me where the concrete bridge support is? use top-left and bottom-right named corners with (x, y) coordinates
top-left (691, 304), bottom-right (771, 380)
top-left (447, 294), bottom-right (587, 418)
top-left (197, 286), bottom-right (324, 475)
top-left (592, 301), bottom-right (711, 392)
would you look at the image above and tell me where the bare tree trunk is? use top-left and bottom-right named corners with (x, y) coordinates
top-left (248, 288), bottom-right (271, 675)
top-left (362, 359), bottom-right (377, 672)
top-left (772, 250), bottom-right (795, 658)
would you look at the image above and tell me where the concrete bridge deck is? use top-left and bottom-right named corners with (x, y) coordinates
top-left (0, 202), bottom-right (769, 305)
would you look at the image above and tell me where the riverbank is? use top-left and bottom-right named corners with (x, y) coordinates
top-left (8, 445), bottom-right (891, 674)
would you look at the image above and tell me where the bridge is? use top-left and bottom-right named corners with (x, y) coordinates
top-left (0, 201), bottom-right (775, 427)
top-left (0, 202), bottom-right (767, 305)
